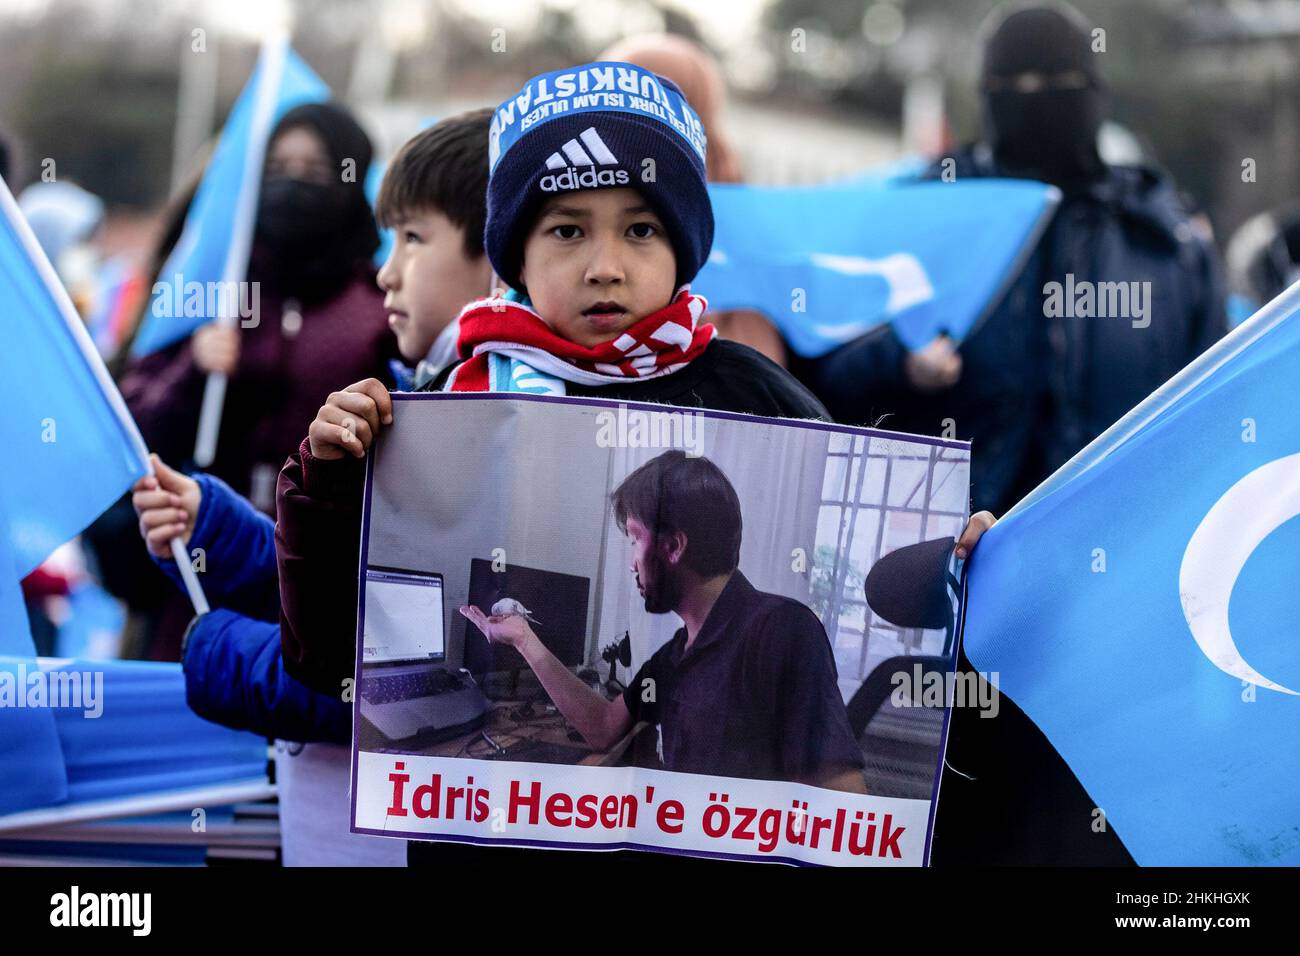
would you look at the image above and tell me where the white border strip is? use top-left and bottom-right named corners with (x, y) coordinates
top-left (0, 778), bottom-right (275, 834)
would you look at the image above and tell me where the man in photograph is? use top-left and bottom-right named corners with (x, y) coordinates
top-left (460, 450), bottom-right (869, 792)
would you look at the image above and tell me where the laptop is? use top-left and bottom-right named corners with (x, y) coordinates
top-left (359, 567), bottom-right (486, 744)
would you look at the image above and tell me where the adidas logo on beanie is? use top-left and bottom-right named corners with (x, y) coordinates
top-left (484, 61), bottom-right (714, 293)
top-left (539, 127), bottom-right (629, 191)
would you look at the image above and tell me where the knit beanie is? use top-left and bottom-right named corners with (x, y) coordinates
top-left (981, 3), bottom-right (1101, 90)
top-left (484, 61), bottom-right (714, 293)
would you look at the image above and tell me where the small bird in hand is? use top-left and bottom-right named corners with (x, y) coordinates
top-left (490, 598), bottom-right (541, 626)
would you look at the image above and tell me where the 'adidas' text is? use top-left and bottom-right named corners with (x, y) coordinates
top-left (541, 167), bottom-right (630, 192)
top-left (539, 126), bottom-right (628, 192)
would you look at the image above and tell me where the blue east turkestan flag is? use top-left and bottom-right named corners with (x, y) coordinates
top-left (0, 657), bottom-right (269, 817)
top-left (130, 45), bottom-right (329, 356)
top-left (0, 176), bottom-right (149, 656)
top-left (0, 179), bottom-right (262, 821)
top-left (0, 173), bottom-right (155, 812)
top-left (695, 178), bottom-right (1058, 357)
top-left (962, 282), bottom-right (1300, 866)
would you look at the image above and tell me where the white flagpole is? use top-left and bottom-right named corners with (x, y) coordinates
top-left (0, 174), bottom-right (208, 616)
top-left (192, 31), bottom-right (290, 468)
top-left (171, 33), bottom-right (220, 194)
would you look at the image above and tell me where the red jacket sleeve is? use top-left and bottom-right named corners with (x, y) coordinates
top-left (275, 436), bottom-right (368, 696)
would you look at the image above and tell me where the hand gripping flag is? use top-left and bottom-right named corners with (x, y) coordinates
top-left (694, 178), bottom-right (1058, 357)
top-left (962, 281), bottom-right (1300, 865)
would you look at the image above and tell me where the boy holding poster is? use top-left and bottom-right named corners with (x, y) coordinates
top-left (276, 63), bottom-right (996, 862)
top-left (277, 62), bottom-right (836, 693)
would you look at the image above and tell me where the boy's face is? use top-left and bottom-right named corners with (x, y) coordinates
top-left (625, 515), bottom-right (684, 615)
top-left (518, 188), bottom-right (676, 348)
top-left (377, 207), bottom-right (492, 363)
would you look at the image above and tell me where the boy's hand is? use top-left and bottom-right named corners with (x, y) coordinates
top-left (193, 323), bottom-right (240, 376)
top-left (904, 334), bottom-right (962, 392)
top-left (307, 378), bottom-right (394, 460)
top-left (955, 510), bottom-right (997, 560)
top-left (459, 605), bottom-right (539, 655)
top-left (132, 453), bottom-right (201, 559)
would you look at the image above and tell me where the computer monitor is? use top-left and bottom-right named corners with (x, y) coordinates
top-left (362, 567), bottom-right (446, 666)
top-left (461, 559), bottom-right (590, 676)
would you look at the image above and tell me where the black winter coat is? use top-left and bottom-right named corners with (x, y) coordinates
top-left (802, 144), bottom-right (1228, 516)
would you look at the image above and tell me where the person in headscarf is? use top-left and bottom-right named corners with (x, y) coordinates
top-left (978, 3), bottom-right (1108, 189)
top-left (1224, 202), bottom-right (1300, 316)
top-left (245, 102), bottom-right (384, 307)
top-left (17, 180), bottom-right (104, 277)
top-left (122, 102), bottom-right (397, 517)
top-left (118, 101), bottom-right (396, 660)
top-left (600, 33), bottom-right (789, 367)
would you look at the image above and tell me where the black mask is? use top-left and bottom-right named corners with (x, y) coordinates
top-left (256, 177), bottom-right (349, 257)
top-left (980, 5), bottom-right (1107, 189)
top-left (251, 177), bottom-right (367, 302)
top-left (984, 87), bottom-right (1105, 188)
top-left (249, 102), bottom-right (380, 302)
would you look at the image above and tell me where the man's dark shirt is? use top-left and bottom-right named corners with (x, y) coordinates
top-left (622, 570), bottom-right (866, 785)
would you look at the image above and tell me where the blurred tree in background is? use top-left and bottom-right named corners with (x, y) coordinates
top-left (2, 0), bottom-right (1297, 239)
top-left (763, 0), bottom-right (1300, 235)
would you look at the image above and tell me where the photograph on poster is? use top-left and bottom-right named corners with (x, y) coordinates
top-left (352, 394), bottom-right (970, 865)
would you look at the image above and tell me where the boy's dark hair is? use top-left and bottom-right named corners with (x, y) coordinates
top-left (611, 450), bottom-right (742, 577)
top-left (375, 107), bottom-right (491, 259)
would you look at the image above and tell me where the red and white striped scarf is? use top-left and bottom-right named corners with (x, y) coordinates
top-left (445, 288), bottom-right (715, 392)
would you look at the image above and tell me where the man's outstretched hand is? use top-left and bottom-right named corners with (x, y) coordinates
top-left (459, 605), bottom-right (538, 653)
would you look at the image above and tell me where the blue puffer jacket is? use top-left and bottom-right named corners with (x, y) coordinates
top-left (155, 473), bottom-right (350, 744)
top-left (805, 145), bottom-right (1228, 515)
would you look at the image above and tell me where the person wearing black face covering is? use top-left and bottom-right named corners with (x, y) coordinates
top-left (120, 101), bottom-right (398, 661)
top-left (250, 103), bottom-right (383, 303)
top-left (809, 2), bottom-right (1227, 520)
top-left (979, 5), bottom-right (1107, 190)
top-left (803, 2), bottom-right (1228, 866)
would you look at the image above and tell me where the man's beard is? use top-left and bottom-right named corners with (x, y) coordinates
top-left (639, 551), bottom-right (683, 615)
